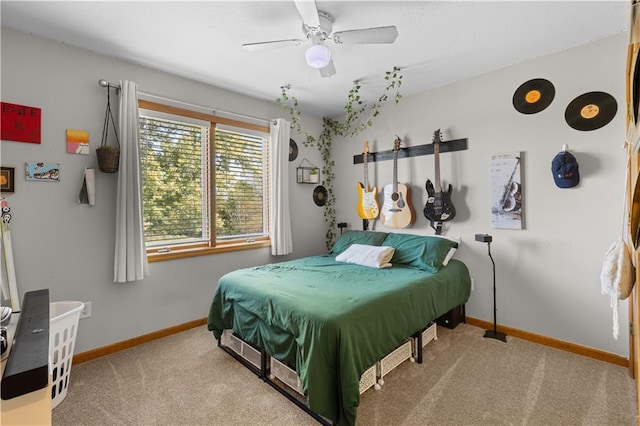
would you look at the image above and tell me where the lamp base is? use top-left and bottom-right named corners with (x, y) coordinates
top-left (484, 329), bottom-right (507, 342)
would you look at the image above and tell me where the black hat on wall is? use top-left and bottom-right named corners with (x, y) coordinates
top-left (551, 147), bottom-right (579, 188)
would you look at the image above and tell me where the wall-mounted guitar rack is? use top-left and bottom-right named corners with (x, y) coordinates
top-left (352, 137), bottom-right (468, 164)
top-left (353, 137), bottom-right (468, 232)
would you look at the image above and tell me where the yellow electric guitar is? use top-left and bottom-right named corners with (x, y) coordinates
top-left (357, 141), bottom-right (380, 220)
top-left (380, 136), bottom-right (415, 228)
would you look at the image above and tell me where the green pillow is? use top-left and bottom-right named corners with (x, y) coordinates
top-left (382, 233), bottom-right (459, 273)
top-left (330, 230), bottom-right (389, 254)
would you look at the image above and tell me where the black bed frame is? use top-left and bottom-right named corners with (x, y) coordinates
top-left (216, 336), bottom-right (332, 425)
top-left (216, 305), bottom-right (466, 425)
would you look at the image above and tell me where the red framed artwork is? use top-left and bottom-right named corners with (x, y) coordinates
top-left (1, 102), bottom-right (41, 144)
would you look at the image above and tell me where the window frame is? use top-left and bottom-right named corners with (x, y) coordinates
top-left (138, 100), bottom-right (271, 262)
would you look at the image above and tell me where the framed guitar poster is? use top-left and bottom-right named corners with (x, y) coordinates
top-left (491, 152), bottom-right (523, 230)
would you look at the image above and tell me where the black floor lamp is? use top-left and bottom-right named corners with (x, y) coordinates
top-left (475, 233), bottom-right (507, 342)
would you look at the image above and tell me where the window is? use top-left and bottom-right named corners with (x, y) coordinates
top-left (138, 100), bottom-right (270, 261)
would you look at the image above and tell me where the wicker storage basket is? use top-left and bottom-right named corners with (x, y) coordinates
top-left (96, 147), bottom-right (120, 173)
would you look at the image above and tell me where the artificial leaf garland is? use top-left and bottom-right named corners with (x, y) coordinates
top-left (277, 66), bottom-right (403, 249)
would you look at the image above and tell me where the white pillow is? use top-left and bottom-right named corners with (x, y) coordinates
top-left (335, 244), bottom-right (395, 269)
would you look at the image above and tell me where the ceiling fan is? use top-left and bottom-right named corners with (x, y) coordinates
top-left (241, 0), bottom-right (398, 78)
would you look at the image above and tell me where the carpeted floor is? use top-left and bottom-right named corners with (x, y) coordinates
top-left (53, 323), bottom-right (637, 425)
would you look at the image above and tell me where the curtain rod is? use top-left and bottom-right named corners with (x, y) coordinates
top-left (97, 79), bottom-right (276, 125)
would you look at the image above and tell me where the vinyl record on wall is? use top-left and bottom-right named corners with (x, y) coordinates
top-left (313, 185), bottom-right (327, 206)
top-left (564, 91), bottom-right (617, 131)
top-left (289, 138), bottom-right (299, 162)
top-left (512, 78), bottom-right (555, 114)
top-left (627, 44), bottom-right (640, 151)
top-left (631, 0), bottom-right (640, 44)
top-left (632, 44), bottom-right (640, 125)
top-left (632, 173), bottom-right (640, 250)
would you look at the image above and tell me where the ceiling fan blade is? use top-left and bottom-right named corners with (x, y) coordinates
top-left (242, 39), bottom-right (305, 52)
top-left (332, 26), bottom-right (398, 44)
top-left (319, 59), bottom-right (336, 78)
top-left (294, 0), bottom-right (320, 28)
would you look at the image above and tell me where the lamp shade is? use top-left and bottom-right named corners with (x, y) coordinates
top-left (305, 44), bottom-right (331, 69)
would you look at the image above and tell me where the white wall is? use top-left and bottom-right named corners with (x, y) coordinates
top-left (331, 33), bottom-right (629, 356)
top-left (0, 28), bottom-right (327, 353)
top-left (1, 27), bottom-right (630, 358)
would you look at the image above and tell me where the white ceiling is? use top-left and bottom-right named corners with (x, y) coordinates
top-left (0, 1), bottom-right (630, 117)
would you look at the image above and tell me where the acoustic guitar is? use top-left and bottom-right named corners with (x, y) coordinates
top-left (357, 141), bottom-right (380, 220)
top-left (381, 136), bottom-right (415, 228)
top-left (424, 129), bottom-right (456, 231)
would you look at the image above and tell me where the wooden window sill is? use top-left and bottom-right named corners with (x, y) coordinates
top-left (147, 239), bottom-right (271, 262)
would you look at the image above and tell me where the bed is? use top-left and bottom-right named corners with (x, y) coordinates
top-left (207, 231), bottom-right (471, 425)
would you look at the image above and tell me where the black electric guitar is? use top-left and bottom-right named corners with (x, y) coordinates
top-left (381, 137), bottom-right (415, 228)
top-left (424, 129), bottom-right (456, 232)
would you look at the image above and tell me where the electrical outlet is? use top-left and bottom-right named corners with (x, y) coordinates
top-left (80, 301), bottom-right (92, 319)
top-left (471, 278), bottom-right (475, 292)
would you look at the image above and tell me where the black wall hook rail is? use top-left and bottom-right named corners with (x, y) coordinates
top-left (353, 138), bottom-right (468, 164)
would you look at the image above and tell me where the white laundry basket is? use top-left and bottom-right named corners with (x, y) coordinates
top-left (49, 301), bottom-right (84, 409)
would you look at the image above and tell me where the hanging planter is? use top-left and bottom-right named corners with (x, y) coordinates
top-left (97, 86), bottom-right (120, 173)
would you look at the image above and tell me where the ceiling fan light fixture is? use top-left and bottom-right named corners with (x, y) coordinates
top-left (305, 44), bottom-right (331, 69)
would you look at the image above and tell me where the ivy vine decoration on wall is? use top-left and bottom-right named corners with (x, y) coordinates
top-left (277, 66), bottom-right (403, 250)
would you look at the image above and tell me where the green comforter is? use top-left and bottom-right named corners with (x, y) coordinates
top-left (208, 255), bottom-right (471, 425)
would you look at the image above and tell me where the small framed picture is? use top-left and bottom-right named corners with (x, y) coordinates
top-left (66, 128), bottom-right (90, 155)
top-left (25, 161), bottom-right (60, 182)
top-left (0, 167), bottom-right (15, 192)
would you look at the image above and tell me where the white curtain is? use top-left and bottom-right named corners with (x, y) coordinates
top-left (269, 119), bottom-right (293, 255)
top-left (114, 80), bottom-right (149, 282)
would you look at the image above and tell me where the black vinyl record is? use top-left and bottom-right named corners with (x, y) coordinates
top-left (313, 185), bottom-right (327, 206)
top-left (564, 91), bottom-right (617, 131)
top-left (289, 138), bottom-right (298, 162)
top-left (512, 78), bottom-right (555, 114)
top-left (633, 46), bottom-right (640, 125)
top-left (632, 174), bottom-right (640, 250)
